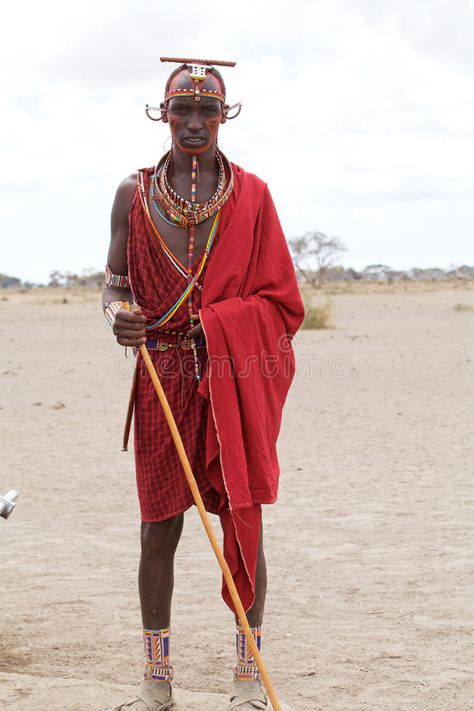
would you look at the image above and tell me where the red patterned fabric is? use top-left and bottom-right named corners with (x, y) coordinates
top-left (127, 165), bottom-right (304, 613)
top-left (128, 168), bottom-right (221, 522)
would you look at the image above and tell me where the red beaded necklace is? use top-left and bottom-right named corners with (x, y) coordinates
top-left (187, 155), bottom-right (202, 379)
top-left (147, 151), bottom-right (234, 381)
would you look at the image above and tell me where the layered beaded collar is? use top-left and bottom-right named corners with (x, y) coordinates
top-left (151, 148), bottom-right (234, 228)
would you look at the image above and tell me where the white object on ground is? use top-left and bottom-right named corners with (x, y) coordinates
top-left (0, 490), bottom-right (18, 519)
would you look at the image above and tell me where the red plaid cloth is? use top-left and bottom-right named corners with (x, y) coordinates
top-left (128, 168), bottom-right (222, 522)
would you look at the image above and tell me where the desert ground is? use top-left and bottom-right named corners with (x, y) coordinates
top-left (0, 283), bottom-right (473, 710)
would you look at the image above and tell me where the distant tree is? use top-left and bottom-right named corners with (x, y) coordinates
top-left (49, 270), bottom-right (64, 287)
top-left (289, 231), bottom-right (347, 287)
top-left (49, 268), bottom-right (104, 288)
top-left (0, 273), bottom-right (21, 288)
top-left (78, 267), bottom-right (105, 287)
top-left (48, 271), bottom-right (80, 287)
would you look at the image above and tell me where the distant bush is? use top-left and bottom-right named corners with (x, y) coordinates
top-left (453, 303), bottom-right (474, 312)
top-left (301, 295), bottom-right (332, 329)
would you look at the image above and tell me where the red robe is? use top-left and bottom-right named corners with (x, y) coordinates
top-left (128, 164), bottom-right (304, 612)
top-left (197, 165), bottom-right (304, 610)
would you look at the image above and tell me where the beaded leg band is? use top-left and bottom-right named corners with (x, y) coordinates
top-left (234, 625), bottom-right (262, 681)
top-left (143, 628), bottom-right (174, 682)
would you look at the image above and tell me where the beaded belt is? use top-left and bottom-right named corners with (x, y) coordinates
top-left (145, 335), bottom-right (206, 351)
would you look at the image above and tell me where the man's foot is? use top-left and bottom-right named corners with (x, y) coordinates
top-left (103, 680), bottom-right (174, 710)
top-left (229, 679), bottom-right (268, 710)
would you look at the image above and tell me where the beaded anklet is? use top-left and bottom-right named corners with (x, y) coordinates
top-left (143, 627), bottom-right (174, 682)
top-left (234, 624), bottom-right (262, 681)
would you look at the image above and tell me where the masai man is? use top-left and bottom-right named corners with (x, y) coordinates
top-left (102, 58), bottom-right (304, 711)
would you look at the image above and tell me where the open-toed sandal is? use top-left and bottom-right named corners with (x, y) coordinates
top-left (229, 679), bottom-right (268, 710)
top-left (103, 680), bottom-right (175, 711)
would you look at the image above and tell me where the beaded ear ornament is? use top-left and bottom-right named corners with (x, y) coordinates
top-left (145, 56), bottom-right (242, 121)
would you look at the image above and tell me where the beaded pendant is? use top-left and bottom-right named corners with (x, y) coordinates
top-left (187, 154), bottom-right (200, 380)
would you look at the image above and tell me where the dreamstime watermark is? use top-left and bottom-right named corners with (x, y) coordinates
top-left (112, 332), bottom-right (358, 381)
top-left (295, 353), bottom-right (356, 379)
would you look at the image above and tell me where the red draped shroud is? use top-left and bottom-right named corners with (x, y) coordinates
top-left (128, 164), bottom-right (304, 612)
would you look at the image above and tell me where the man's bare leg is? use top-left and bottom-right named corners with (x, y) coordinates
top-left (103, 516), bottom-right (183, 710)
top-left (139, 515), bottom-right (184, 700)
top-left (139, 514), bottom-right (184, 629)
top-left (240, 523), bottom-right (267, 628)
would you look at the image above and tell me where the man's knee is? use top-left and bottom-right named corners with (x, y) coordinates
top-left (141, 513), bottom-right (184, 558)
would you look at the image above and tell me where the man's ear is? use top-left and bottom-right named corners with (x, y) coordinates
top-left (222, 102), bottom-right (242, 121)
top-left (161, 102), bottom-right (169, 123)
top-left (220, 104), bottom-right (229, 124)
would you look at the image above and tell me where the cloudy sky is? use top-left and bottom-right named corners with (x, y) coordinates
top-left (1, 0), bottom-right (474, 283)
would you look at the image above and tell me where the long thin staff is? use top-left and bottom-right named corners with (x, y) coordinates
top-left (123, 303), bottom-right (282, 711)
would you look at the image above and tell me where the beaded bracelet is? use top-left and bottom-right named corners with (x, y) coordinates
top-left (105, 265), bottom-right (130, 289)
top-left (105, 300), bottom-right (124, 327)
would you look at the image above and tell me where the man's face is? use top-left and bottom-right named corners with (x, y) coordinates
top-left (163, 68), bottom-right (226, 155)
top-left (166, 95), bottom-right (223, 155)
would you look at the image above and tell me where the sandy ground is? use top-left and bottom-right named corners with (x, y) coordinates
top-left (0, 284), bottom-right (473, 711)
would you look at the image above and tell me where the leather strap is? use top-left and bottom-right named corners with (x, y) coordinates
top-left (122, 360), bottom-right (138, 452)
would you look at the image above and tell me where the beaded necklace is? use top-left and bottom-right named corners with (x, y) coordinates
top-left (151, 148), bottom-right (233, 227)
top-left (150, 194), bottom-right (180, 227)
top-left (137, 171), bottom-right (189, 280)
top-left (139, 150), bottom-right (234, 381)
top-left (162, 150), bottom-right (226, 211)
top-left (140, 209), bottom-right (220, 332)
top-left (137, 172), bottom-right (222, 382)
top-left (187, 155), bottom-right (200, 379)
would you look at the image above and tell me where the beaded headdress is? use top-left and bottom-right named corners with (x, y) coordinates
top-left (145, 57), bottom-right (242, 121)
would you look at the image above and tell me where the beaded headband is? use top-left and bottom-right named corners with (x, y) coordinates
top-left (145, 57), bottom-right (242, 121)
top-left (161, 57), bottom-right (234, 103)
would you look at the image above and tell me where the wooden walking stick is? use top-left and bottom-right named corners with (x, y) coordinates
top-left (123, 303), bottom-right (282, 711)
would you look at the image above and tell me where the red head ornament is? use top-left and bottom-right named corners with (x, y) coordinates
top-left (145, 57), bottom-right (242, 121)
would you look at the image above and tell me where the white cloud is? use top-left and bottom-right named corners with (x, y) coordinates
top-left (1, 0), bottom-right (474, 282)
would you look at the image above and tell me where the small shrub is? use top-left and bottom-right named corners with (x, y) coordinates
top-left (301, 298), bottom-right (332, 329)
top-left (453, 303), bottom-right (474, 312)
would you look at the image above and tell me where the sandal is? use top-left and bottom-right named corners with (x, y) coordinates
top-left (229, 679), bottom-right (268, 710)
top-left (103, 680), bottom-right (175, 710)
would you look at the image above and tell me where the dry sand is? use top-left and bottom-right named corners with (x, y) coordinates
top-left (0, 285), bottom-right (473, 710)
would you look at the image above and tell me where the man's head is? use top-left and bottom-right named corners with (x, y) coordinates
top-left (144, 60), bottom-right (241, 155)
